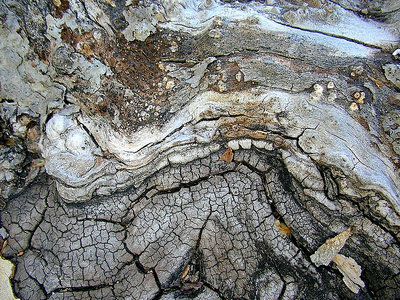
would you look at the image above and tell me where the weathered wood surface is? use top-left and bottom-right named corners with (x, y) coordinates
top-left (0, 0), bottom-right (400, 299)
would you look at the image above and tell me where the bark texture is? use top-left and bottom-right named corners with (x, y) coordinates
top-left (1, 0), bottom-right (400, 299)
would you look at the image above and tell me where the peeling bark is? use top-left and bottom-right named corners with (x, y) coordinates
top-left (1, 0), bottom-right (400, 299)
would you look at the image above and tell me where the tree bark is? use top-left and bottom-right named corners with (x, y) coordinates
top-left (1, 0), bottom-right (400, 299)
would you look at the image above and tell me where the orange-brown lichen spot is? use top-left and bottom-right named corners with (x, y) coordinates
top-left (220, 117), bottom-right (272, 139)
top-left (274, 219), bottom-right (291, 235)
top-left (52, 0), bottom-right (70, 19)
top-left (60, 25), bottom-right (96, 54)
top-left (220, 148), bottom-right (234, 162)
top-left (77, 43), bottom-right (95, 58)
top-left (367, 75), bottom-right (384, 88)
top-left (180, 265), bottom-right (190, 280)
top-left (354, 116), bottom-right (370, 131)
top-left (60, 24), bottom-right (74, 45)
top-left (208, 61), bottom-right (252, 93)
top-left (0, 138), bottom-right (14, 148)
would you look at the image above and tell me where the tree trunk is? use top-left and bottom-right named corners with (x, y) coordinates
top-left (1, 0), bottom-right (400, 299)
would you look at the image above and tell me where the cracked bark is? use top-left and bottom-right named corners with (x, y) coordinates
top-left (1, 0), bottom-right (400, 299)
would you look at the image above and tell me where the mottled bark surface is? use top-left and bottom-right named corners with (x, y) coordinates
top-left (1, 0), bottom-right (400, 299)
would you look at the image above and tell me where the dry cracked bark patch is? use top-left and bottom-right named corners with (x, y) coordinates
top-left (1, 149), bottom-right (399, 299)
top-left (1, 0), bottom-right (400, 299)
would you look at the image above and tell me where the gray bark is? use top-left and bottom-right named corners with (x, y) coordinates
top-left (1, 0), bottom-right (400, 299)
